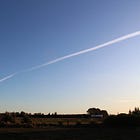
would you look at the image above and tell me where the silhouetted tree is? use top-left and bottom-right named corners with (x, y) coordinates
top-left (20, 111), bottom-right (26, 117)
top-left (129, 109), bottom-right (132, 115)
top-left (132, 107), bottom-right (140, 116)
top-left (22, 114), bottom-right (32, 124)
top-left (87, 108), bottom-right (108, 118)
top-left (87, 108), bottom-right (100, 115)
top-left (52, 112), bottom-right (57, 116)
top-left (104, 113), bottom-right (140, 126)
top-left (101, 110), bottom-right (108, 118)
top-left (1, 112), bottom-right (15, 124)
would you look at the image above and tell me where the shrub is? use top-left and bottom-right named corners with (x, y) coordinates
top-left (21, 115), bottom-right (32, 124)
top-left (1, 113), bottom-right (15, 124)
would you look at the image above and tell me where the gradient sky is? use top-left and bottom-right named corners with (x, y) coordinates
top-left (0, 0), bottom-right (140, 114)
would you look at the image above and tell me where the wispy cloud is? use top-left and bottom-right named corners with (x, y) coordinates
top-left (1, 31), bottom-right (140, 83)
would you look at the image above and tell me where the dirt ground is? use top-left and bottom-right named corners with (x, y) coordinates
top-left (0, 126), bottom-right (140, 140)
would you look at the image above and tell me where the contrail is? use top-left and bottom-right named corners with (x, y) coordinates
top-left (1, 31), bottom-right (140, 83)
top-left (0, 74), bottom-right (15, 83)
top-left (26, 31), bottom-right (140, 71)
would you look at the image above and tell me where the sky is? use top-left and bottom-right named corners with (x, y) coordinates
top-left (0, 0), bottom-right (140, 114)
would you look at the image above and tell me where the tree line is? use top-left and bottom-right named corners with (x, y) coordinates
top-left (0, 107), bottom-right (140, 127)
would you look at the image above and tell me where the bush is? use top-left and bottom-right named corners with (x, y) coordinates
top-left (1, 113), bottom-right (15, 124)
top-left (21, 115), bottom-right (32, 124)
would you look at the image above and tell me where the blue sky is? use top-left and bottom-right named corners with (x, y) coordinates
top-left (0, 0), bottom-right (140, 114)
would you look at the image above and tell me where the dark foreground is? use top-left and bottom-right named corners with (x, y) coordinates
top-left (0, 126), bottom-right (140, 140)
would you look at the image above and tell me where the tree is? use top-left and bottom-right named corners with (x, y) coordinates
top-left (130, 107), bottom-right (140, 116)
top-left (87, 108), bottom-right (108, 118)
top-left (1, 112), bottom-right (15, 124)
top-left (101, 110), bottom-right (108, 118)
top-left (87, 108), bottom-right (100, 115)
top-left (22, 114), bottom-right (32, 124)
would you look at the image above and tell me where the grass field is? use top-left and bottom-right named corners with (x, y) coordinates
top-left (31, 117), bottom-right (103, 126)
top-left (0, 126), bottom-right (140, 140)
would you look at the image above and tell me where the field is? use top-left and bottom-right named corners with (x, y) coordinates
top-left (1, 113), bottom-right (140, 139)
top-left (31, 117), bottom-right (103, 126)
top-left (0, 126), bottom-right (140, 140)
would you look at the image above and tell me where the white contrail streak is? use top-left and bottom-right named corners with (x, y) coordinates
top-left (1, 31), bottom-right (140, 83)
top-left (27, 31), bottom-right (140, 71)
top-left (0, 74), bottom-right (15, 83)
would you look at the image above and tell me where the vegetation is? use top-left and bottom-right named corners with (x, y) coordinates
top-left (0, 107), bottom-right (139, 128)
top-left (0, 108), bottom-right (140, 139)
top-left (104, 107), bottom-right (140, 126)
top-left (87, 108), bottom-right (108, 118)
